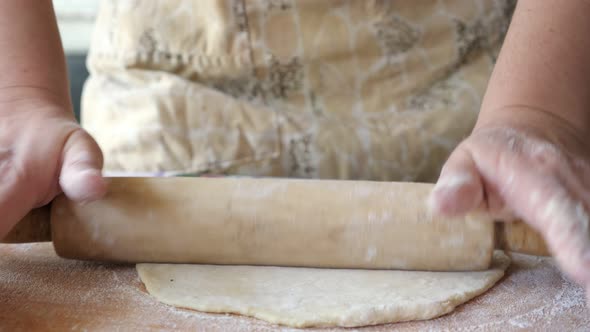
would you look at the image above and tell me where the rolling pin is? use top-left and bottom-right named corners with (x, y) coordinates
top-left (3, 177), bottom-right (549, 271)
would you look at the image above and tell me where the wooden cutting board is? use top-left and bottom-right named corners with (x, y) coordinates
top-left (0, 243), bottom-right (587, 331)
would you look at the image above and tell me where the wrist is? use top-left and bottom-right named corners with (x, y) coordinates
top-left (474, 105), bottom-right (589, 151)
top-left (0, 85), bottom-right (73, 118)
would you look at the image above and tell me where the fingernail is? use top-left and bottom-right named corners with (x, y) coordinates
top-left (61, 168), bottom-right (105, 202)
top-left (434, 172), bottom-right (474, 192)
top-left (71, 168), bottom-right (101, 184)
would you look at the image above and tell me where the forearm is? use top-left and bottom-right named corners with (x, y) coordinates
top-left (476, 0), bottom-right (590, 135)
top-left (0, 0), bottom-right (70, 109)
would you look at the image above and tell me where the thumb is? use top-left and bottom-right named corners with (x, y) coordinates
top-left (428, 145), bottom-right (484, 216)
top-left (59, 128), bottom-right (107, 202)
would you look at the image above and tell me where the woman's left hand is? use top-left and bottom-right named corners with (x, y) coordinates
top-left (428, 109), bottom-right (590, 300)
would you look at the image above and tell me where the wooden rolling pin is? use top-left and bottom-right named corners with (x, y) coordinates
top-left (2, 177), bottom-right (549, 271)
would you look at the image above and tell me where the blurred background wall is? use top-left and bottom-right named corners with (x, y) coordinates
top-left (53, 0), bottom-right (100, 121)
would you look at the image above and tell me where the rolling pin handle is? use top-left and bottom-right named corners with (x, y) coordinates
top-left (1, 205), bottom-right (52, 243)
top-left (495, 220), bottom-right (550, 256)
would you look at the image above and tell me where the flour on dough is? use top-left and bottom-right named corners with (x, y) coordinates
top-left (137, 251), bottom-right (510, 328)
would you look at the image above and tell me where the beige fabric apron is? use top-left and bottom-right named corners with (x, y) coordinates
top-left (81, 0), bottom-right (515, 181)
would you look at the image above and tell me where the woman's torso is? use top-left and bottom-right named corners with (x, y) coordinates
top-left (82, 0), bottom-right (516, 181)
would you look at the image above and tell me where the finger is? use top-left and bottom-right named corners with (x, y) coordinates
top-left (0, 149), bottom-right (36, 237)
top-left (428, 145), bottom-right (484, 216)
top-left (59, 128), bottom-right (107, 202)
top-left (492, 161), bottom-right (590, 286)
top-left (469, 133), bottom-right (590, 286)
top-left (479, 179), bottom-right (517, 221)
top-left (533, 187), bottom-right (590, 286)
top-left (564, 157), bottom-right (590, 210)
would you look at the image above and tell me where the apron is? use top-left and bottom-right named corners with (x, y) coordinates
top-left (81, 0), bottom-right (516, 181)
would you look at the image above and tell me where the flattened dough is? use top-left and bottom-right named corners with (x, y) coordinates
top-left (137, 252), bottom-right (509, 328)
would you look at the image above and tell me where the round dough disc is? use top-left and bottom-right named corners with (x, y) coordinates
top-left (137, 251), bottom-right (510, 328)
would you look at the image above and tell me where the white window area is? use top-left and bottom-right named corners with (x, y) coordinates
top-left (53, 0), bottom-right (101, 53)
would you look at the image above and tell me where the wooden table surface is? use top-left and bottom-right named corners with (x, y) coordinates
top-left (0, 243), bottom-right (588, 331)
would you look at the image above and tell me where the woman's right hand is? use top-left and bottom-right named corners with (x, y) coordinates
top-left (0, 92), bottom-right (107, 238)
top-left (0, 1), bottom-right (107, 238)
